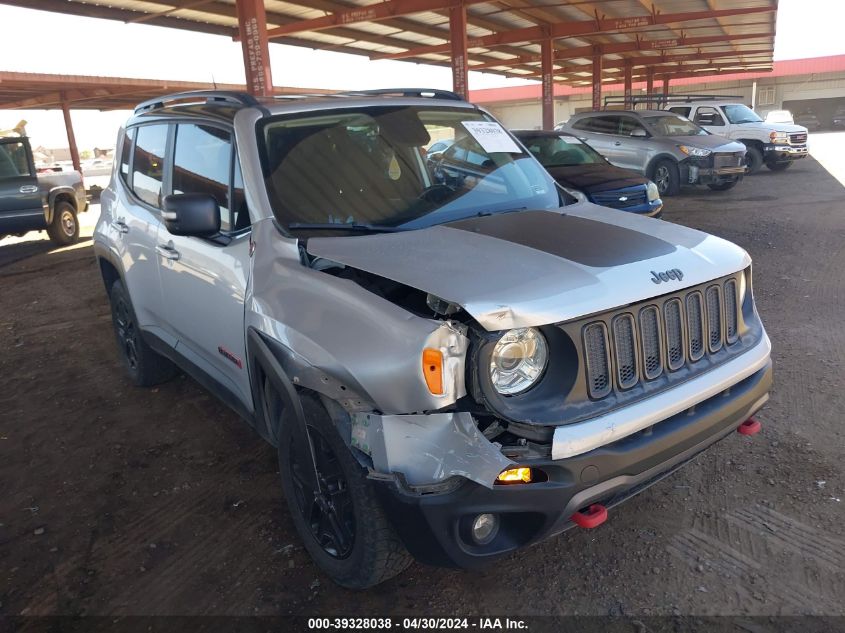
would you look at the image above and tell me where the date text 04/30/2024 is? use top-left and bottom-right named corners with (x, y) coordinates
top-left (307, 617), bottom-right (529, 630)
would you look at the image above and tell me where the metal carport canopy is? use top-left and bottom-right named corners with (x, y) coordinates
top-left (0, 71), bottom-right (332, 171)
top-left (4, 0), bottom-right (778, 130)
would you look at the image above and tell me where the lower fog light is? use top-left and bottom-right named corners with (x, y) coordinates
top-left (471, 513), bottom-right (499, 545)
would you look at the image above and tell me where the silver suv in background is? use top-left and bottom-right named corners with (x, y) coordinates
top-left (95, 90), bottom-right (772, 589)
top-left (557, 110), bottom-right (747, 196)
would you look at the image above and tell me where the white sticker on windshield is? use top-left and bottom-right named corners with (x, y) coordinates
top-left (462, 121), bottom-right (522, 154)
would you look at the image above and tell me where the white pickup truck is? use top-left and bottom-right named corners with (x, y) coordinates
top-left (667, 101), bottom-right (808, 174)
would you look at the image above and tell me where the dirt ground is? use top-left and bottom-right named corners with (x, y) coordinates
top-left (1, 142), bottom-right (844, 619)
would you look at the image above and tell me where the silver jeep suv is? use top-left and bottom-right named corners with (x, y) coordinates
top-left (95, 90), bottom-right (772, 589)
top-left (558, 110), bottom-right (748, 196)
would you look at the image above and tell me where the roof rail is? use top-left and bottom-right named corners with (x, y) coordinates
top-left (335, 88), bottom-right (465, 101)
top-left (134, 90), bottom-right (259, 114)
top-left (603, 93), bottom-right (745, 109)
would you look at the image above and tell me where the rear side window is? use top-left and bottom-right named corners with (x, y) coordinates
top-left (132, 124), bottom-right (168, 208)
top-left (572, 116), bottom-right (619, 134)
top-left (119, 127), bottom-right (135, 183)
top-left (172, 123), bottom-right (233, 230)
top-left (668, 106), bottom-right (691, 118)
top-left (0, 141), bottom-right (31, 178)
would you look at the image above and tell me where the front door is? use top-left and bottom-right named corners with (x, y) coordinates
top-left (156, 122), bottom-right (253, 409)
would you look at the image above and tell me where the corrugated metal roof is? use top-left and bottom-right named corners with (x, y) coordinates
top-left (1, 0), bottom-right (778, 84)
top-left (470, 55), bottom-right (845, 103)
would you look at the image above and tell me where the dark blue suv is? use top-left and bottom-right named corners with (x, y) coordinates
top-left (513, 129), bottom-right (663, 218)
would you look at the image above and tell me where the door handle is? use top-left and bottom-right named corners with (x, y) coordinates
top-left (19, 185), bottom-right (38, 194)
top-left (156, 242), bottom-right (181, 261)
top-left (111, 219), bottom-right (129, 234)
top-left (614, 141), bottom-right (622, 146)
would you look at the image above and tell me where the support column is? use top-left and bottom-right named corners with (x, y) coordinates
top-left (661, 75), bottom-right (670, 106)
top-left (60, 94), bottom-right (81, 175)
top-left (646, 67), bottom-right (654, 96)
top-left (449, 2), bottom-right (469, 99)
top-left (623, 60), bottom-right (633, 109)
top-left (591, 48), bottom-right (602, 110)
top-left (540, 38), bottom-right (554, 129)
top-left (236, 0), bottom-right (274, 97)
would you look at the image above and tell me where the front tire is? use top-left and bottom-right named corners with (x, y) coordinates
top-left (47, 200), bottom-right (79, 246)
top-left (277, 392), bottom-right (412, 589)
top-left (651, 159), bottom-right (680, 196)
top-left (745, 146), bottom-right (764, 174)
top-left (766, 160), bottom-right (793, 172)
top-left (109, 279), bottom-right (178, 387)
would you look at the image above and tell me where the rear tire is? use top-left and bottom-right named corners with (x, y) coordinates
top-left (651, 159), bottom-right (680, 196)
top-left (277, 392), bottom-right (412, 589)
top-left (744, 146), bottom-right (764, 174)
top-left (47, 200), bottom-right (79, 246)
top-left (109, 279), bottom-right (178, 387)
top-left (766, 160), bottom-right (792, 172)
top-left (707, 178), bottom-right (740, 191)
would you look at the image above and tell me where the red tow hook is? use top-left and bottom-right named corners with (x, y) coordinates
top-left (737, 418), bottom-right (762, 436)
top-left (571, 504), bottom-right (608, 529)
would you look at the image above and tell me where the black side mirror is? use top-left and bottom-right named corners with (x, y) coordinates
top-left (162, 193), bottom-right (220, 237)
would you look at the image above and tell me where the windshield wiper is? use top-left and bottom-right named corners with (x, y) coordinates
top-left (287, 222), bottom-right (407, 233)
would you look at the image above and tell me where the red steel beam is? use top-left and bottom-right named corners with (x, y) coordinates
top-left (588, 63), bottom-right (773, 85)
top-left (646, 67), bottom-right (654, 94)
top-left (60, 93), bottom-right (82, 174)
top-left (592, 49), bottom-right (602, 111)
top-left (467, 32), bottom-right (772, 71)
top-left (235, 0), bottom-right (273, 97)
top-left (265, 0), bottom-right (488, 39)
top-left (541, 38), bottom-right (554, 129)
top-left (517, 49), bottom-right (773, 79)
top-left (373, 6), bottom-right (774, 61)
top-left (623, 60), bottom-right (632, 109)
top-left (450, 2), bottom-right (469, 99)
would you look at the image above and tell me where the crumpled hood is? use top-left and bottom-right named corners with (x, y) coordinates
top-left (674, 134), bottom-right (747, 152)
top-left (306, 206), bottom-right (751, 331)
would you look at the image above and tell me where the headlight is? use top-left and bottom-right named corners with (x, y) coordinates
top-left (769, 131), bottom-right (789, 144)
top-left (489, 328), bottom-right (548, 395)
top-left (678, 145), bottom-right (712, 157)
top-left (646, 180), bottom-right (660, 202)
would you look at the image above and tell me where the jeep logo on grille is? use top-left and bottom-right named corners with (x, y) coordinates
top-left (651, 268), bottom-right (684, 284)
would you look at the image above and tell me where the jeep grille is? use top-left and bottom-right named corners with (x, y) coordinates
top-left (582, 277), bottom-right (741, 399)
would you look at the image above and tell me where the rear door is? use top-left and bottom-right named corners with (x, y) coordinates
top-left (0, 138), bottom-right (44, 232)
top-left (570, 115), bottom-right (621, 162)
top-left (156, 122), bottom-right (253, 409)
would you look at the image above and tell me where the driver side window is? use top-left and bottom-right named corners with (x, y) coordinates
top-left (694, 107), bottom-right (725, 127)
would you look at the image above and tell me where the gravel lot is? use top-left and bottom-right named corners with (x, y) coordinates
top-left (1, 138), bottom-right (844, 618)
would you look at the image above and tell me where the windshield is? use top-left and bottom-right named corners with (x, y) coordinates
top-left (259, 106), bottom-right (563, 233)
top-left (518, 134), bottom-right (606, 167)
top-left (723, 104), bottom-right (763, 124)
top-left (642, 114), bottom-right (708, 136)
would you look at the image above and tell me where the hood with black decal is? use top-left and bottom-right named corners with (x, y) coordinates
top-left (543, 163), bottom-right (648, 193)
top-left (306, 206), bottom-right (751, 331)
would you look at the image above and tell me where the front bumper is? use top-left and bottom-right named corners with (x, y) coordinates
top-left (680, 155), bottom-right (746, 185)
top-left (764, 143), bottom-right (809, 161)
top-left (373, 359), bottom-right (772, 569)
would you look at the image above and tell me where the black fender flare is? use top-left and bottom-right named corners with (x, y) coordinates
top-left (246, 327), bottom-right (308, 448)
top-left (46, 186), bottom-right (77, 225)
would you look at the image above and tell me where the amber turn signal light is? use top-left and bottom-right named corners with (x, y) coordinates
top-left (422, 348), bottom-right (444, 395)
top-left (496, 467), bottom-right (533, 484)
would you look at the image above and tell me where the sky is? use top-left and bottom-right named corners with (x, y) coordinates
top-left (0, 0), bottom-right (842, 150)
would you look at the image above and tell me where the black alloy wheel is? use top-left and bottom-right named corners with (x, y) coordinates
top-left (287, 424), bottom-right (356, 559)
